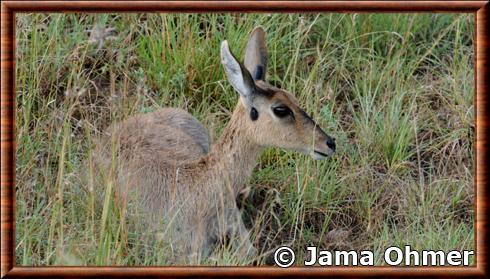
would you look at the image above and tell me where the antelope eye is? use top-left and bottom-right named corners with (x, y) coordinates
top-left (273, 106), bottom-right (293, 118)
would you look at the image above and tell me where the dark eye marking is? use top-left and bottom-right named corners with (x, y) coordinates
top-left (273, 105), bottom-right (294, 119)
top-left (250, 107), bottom-right (259, 121)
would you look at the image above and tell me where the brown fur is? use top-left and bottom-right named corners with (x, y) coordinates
top-left (91, 27), bottom-right (335, 264)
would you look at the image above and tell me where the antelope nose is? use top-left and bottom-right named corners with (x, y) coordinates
top-left (326, 137), bottom-right (336, 151)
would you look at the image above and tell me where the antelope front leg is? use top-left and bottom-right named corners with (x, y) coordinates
top-left (186, 221), bottom-right (213, 264)
top-left (226, 206), bottom-right (257, 262)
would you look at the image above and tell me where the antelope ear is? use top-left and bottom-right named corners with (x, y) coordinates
top-left (244, 26), bottom-right (268, 81)
top-left (220, 40), bottom-right (256, 109)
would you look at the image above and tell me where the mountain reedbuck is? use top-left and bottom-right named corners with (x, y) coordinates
top-left (93, 26), bottom-right (336, 264)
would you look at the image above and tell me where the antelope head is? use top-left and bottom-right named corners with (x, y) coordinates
top-left (220, 26), bottom-right (335, 159)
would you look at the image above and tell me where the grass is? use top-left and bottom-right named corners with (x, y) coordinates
top-left (15, 13), bottom-right (474, 266)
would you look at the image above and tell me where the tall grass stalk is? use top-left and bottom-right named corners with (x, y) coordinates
top-left (15, 13), bottom-right (474, 266)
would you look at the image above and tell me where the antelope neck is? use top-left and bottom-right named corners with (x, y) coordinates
top-left (202, 104), bottom-right (264, 194)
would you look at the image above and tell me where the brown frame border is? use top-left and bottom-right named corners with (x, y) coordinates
top-left (1, 1), bottom-right (488, 277)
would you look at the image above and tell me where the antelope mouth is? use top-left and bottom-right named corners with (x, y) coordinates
top-left (313, 150), bottom-right (330, 160)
